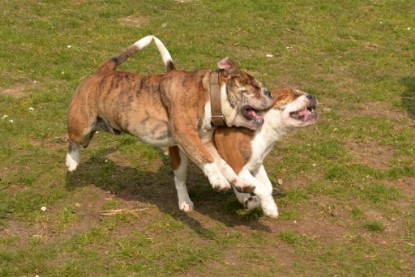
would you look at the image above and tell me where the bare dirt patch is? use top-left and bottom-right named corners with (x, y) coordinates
top-left (384, 177), bottom-right (415, 209)
top-left (316, 65), bottom-right (359, 93)
top-left (357, 101), bottom-right (408, 122)
top-left (118, 15), bottom-right (149, 27)
top-left (0, 81), bottom-right (40, 98)
top-left (175, 0), bottom-right (196, 3)
top-left (345, 140), bottom-right (394, 170)
top-left (105, 150), bottom-right (135, 168)
top-left (0, 167), bottom-right (13, 183)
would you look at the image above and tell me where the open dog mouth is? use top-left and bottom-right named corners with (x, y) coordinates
top-left (242, 106), bottom-right (264, 126)
top-left (289, 103), bottom-right (317, 122)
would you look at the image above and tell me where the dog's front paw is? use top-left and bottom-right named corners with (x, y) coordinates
top-left (204, 163), bottom-right (231, 192)
top-left (65, 153), bottom-right (79, 172)
top-left (179, 200), bottom-right (194, 212)
top-left (243, 195), bottom-right (261, 210)
top-left (262, 201), bottom-right (279, 219)
top-left (211, 178), bottom-right (231, 192)
top-left (232, 178), bottom-right (255, 193)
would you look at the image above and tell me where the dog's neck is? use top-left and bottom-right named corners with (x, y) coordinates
top-left (256, 111), bottom-right (293, 150)
top-left (209, 71), bottom-right (227, 127)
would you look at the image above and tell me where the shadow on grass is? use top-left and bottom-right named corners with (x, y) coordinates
top-left (400, 77), bottom-right (415, 119)
top-left (65, 148), bottom-right (271, 236)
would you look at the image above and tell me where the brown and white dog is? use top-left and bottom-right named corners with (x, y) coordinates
top-left (66, 35), bottom-right (274, 193)
top-left (169, 89), bottom-right (318, 217)
top-left (214, 89), bottom-right (318, 217)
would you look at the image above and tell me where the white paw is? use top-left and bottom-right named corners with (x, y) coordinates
top-left (243, 195), bottom-right (261, 210)
top-left (65, 153), bottom-right (79, 172)
top-left (204, 163), bottom-right (231, 192)
top-left (233, 177), bottom-right (255, 193)
top-left (262, 202), bottom-right (279, 219)
top-left (211, 178), bottom-right (231, 192)
top-left (179, 200), bottom-right (194, 212)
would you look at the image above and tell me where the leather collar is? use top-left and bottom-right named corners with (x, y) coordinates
top-left (209, 70), bottom-right (227, 127)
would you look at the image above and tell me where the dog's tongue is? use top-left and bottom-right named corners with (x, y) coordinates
top-left (299, 108), bottom-right (310, 119)
top-left (247, 108), bottom-right (260, 120)
top-left (246, 108), bottom-right (256, 117)
top-left (246, 108), bottom-right (264, 124)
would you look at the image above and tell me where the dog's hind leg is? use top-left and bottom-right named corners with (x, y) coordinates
top-left (169, 146), bottom-right (194, 212)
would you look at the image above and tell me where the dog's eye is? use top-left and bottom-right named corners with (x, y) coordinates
top-left (264, 90), bottom-right (272, 99)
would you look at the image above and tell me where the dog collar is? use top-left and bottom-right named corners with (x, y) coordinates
top-left (209, 70), bottom-right (227, 127)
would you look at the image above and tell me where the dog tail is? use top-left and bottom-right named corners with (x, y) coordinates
top-left (153, 36), bottom-right (176, 72)
top-left (96, 35), bottom-right (175, 74)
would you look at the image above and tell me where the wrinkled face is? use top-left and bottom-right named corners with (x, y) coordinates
top-left (223, 71), bottom-right (274, 130)
top-left (269, 88), bottom-right (318, 128)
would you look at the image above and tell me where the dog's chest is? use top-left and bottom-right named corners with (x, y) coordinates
top-left (245, 134), bottom-right (274, 173)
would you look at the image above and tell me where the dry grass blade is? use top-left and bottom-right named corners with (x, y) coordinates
top-left (100, 208), bottom-right (149, 218)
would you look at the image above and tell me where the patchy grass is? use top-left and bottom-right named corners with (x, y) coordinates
top-left (364, 220), bottom-right (386, 232)
top-left (1, 0), bottom-right (415, 276)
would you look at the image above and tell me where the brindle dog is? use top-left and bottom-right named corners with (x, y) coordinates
top-left (66, 35), bottom-right (273, 193)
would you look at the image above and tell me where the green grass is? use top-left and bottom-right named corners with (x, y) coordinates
top-left (364, 220), bottom-right (386, 232)
top-left (278, 231), bottom-right (300, 245)
top-left (1, 0), bottom-right (415, 276)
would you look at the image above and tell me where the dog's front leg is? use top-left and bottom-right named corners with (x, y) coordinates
top-left (204, 142), bottom-right (255, 193)
top-left (254, 165), bottom-right (274, 195)
top-left (170, 120), bottom-right (231, 192)
top-left (232, 186), bottom-right (261, 211)
top-left (238, 169), bottom-right (279, 218)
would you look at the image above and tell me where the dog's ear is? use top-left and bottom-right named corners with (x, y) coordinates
top-left (217, 57), bottom-right (237, 75)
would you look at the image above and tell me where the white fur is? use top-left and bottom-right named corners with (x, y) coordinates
top-left (65, 144), bottom-right (80, 172)
top-left (133, 35), bottom-right (174, 69)
top-left (238, 168), bottom-right (279, 218)
top-left (153, 36), bottom-right (173, 68)
top-left (174, 149), bottom-right (194, 211)
top-left (244, 109), bottom-right (288, 173)
top-left (220, 84), bottom-right (238, 127)
top-left (232, 110), bottom-right (287, 214)
top-left (233, 94), bottom-right (317, 217)
top-left (283, 95), bottom-right (317, 127)
top-left (202, 162), bottom-right (231, 191)
top-left (171, 93), bottom-right (316, 217)
top-left (134, 35), bottom-right (154, 50)
top-left (199, 102), bottom-right (214, 144)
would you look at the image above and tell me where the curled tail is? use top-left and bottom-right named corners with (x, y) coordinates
top-left (96, 35), bottom-right (175, 74)
top-left (153, 37), bottom-right (176, 72)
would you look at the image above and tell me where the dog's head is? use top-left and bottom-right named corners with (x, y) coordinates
top-left (217, 58), bottom-right (274, 130)
top-left (266, 88), bottom-right (318, 129)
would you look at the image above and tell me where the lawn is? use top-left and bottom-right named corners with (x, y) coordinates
top-left (1, 0), bottom-right (414, 276)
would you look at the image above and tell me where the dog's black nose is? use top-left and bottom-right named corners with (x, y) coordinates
top-left (306, 94), bottom-right (316, 101)
top-left (264, 89), bottom-right (272, 99)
